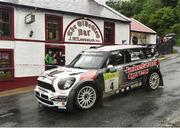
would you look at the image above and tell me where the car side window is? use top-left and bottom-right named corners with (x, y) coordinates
top-left (107, 51), bottom-right (125, 66)
top-left (125, 49), bottom-right (146, 63)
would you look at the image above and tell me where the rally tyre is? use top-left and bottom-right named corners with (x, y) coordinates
top-left (147, 71), bottom-right (160, 90)
top-left (75, 85), bottom-right (97, 110)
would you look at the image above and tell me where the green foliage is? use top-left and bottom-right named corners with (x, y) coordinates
top-left (171, 23), bottom-right (180, 45)
top-left (175, 39), bottom-right (180, 46)
top-left (148, 7), bottom-right (176, 36)
top-left (172, 23), bottom-right (180, 34)
top-left (106, 0), bottom-right (133, 17)
top-left (0, 71), bottom-right (12, 80)
top-left (161, 0), bottom-right (179, 7)
top-left (119, 1), bottom-right (133, 17)
top-left (131, 0), bottom-right (145, 15)
top-left (106, 0), bottom-right (180, 37)
top-left (175, 0), bottom-right (180, 23)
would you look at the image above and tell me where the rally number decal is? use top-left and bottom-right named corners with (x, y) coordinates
top-left (103, 72), bottom-right (119, 92)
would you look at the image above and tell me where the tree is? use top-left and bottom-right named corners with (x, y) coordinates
top-left (161, 0), bottom-right (179, 7)
top-left (106, 0), bottom-right (133, 17)
top-left (130, 0), bottom-right (145, 16)
top-left (148, 7), bottom-right (176, 36)
top-left (175, 0), bottom-right (180, 23)
top-left (106, 0), bottom-right (180, 37)
top-left (133, 0), bottom-right (162, 25)
top-left (119, 1), bottom-right (133, 17)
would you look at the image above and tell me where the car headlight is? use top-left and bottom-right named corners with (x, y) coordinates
top-left (58, 77), bottom-right (76, 90)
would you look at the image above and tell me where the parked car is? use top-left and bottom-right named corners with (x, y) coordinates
top-left (34, 45), bottom-right (163, 111)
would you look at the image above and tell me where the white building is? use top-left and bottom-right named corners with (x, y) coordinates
top-left (0, 0), bottom-right (131, 90)
top-left (130, 18), bottom-right (157, 45)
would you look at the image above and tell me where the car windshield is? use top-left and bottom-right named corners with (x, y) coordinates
top-left (69, 51), bottom-right (107, 69)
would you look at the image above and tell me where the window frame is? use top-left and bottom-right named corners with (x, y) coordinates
top-left (0, 49), bottom-right (14, 81)
top-left (45, 45), bottom-right (65, 70)
top-left (45, 14), bottom-right (63, 43)
top-left (0, 6), bottom-right (14, 40)
top-left (104, 21), bottom-right (115, 45)
top-left (106, 50), bottom-right (125, 67)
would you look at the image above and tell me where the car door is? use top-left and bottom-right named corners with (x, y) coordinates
top-left (103, 51), bottom-right (125, 93)
top-left (121, 48), bottom-right (148, 87)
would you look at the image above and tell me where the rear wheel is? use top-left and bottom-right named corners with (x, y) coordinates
top-left (75, 85), bottom-right (97, 110)
top-left (147, 72), bottom-right (160, 90)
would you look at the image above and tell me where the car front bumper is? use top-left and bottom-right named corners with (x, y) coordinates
top-left (34, 87), bottom-right (69, 109)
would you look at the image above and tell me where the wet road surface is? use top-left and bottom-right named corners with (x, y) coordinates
top-left (0, 48), bottom-right (180, 127)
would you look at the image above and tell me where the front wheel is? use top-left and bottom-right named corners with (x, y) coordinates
top-left (147, 72), bottom-right (160, 90)
top-left (75, 85), bottom-right (97, 110)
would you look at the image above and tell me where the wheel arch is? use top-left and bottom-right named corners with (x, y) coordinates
top-left (66, 80), bottom-right (103, 111)
top-left (73, 80), bottom-right (103, 99)
top-left (144, 68), bottom-right (164, 87)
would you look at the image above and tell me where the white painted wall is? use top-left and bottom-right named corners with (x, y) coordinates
top-left (14, 41), bottom-right (45, 77)
top-left (15, 7), bottom-right (45, 40)
top-left (146, 34), bottom-right (157, 44)
top-left (115, 23), bottom-right (130, 44)
top-left (0, 40), bottom-right (15, 49)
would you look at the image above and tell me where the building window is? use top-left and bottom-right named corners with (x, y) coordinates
top-left (104, 21), bottom-right (115, 44)
top-left (0, 6), bottom-right (14, 39)
top-left (0, 50), bottom-right (14, 81)
top-left (132, 36), bottom-right (138, 45)
top-left (45, 15), bottom-right (63, 41)
top-left (45, 45), bottom-right (65, 70)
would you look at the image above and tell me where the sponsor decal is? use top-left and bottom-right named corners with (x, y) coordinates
top-left (103, 72), bottom-right (119, 80)
top-left (65, 18), bottom-right (103, 43)
top-left (80, 70), bottom-right (97, 80)
top-left (103, 71), bottom-right (119, 92)
top-left (124, 60), bottom-right (159, 80)
top-left (127, 69), bottom-right (149, 80)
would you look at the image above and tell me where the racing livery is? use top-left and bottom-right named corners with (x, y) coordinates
top-left (34, 45), bottom-right (164, 110)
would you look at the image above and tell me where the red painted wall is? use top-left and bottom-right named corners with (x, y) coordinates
top-left (0, 76), bottom-right (37, 91)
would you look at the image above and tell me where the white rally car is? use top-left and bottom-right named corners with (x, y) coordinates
top-left (34, 45), bottom-right (163, 111)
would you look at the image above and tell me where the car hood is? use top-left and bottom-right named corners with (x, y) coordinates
top-left (44, 67), bottom-right (88, 78)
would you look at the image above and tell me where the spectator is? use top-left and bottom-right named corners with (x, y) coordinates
top-left (56, 51), bottom-right (65, 66)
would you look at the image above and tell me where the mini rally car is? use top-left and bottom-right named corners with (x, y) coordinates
top-left (34, 45), bottom-right (163, 111)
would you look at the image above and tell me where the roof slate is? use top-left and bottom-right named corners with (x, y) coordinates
top-left (0, 0), bottom-right (130, 22)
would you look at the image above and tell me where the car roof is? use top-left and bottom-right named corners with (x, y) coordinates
top-left (87, 45), bottom-right (146, 52)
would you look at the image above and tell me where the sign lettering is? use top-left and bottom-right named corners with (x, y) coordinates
top-left (65, 18), bottom-right (103, 43)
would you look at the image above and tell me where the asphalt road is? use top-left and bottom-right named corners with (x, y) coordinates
top-left (0, 48), bottom-right (180, 127)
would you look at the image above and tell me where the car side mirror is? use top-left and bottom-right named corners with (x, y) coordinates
top-left (106, 65), bottom-right (117, 73)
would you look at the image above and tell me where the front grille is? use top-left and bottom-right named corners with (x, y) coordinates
top-left (37, 81), bottom-right (55, 92)
top-left (41, 94), bottom-right (48, 100)
top-left (36, 95), bottom-right (54, 105)
top-left (36, 91), bottom-right (40, 96)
